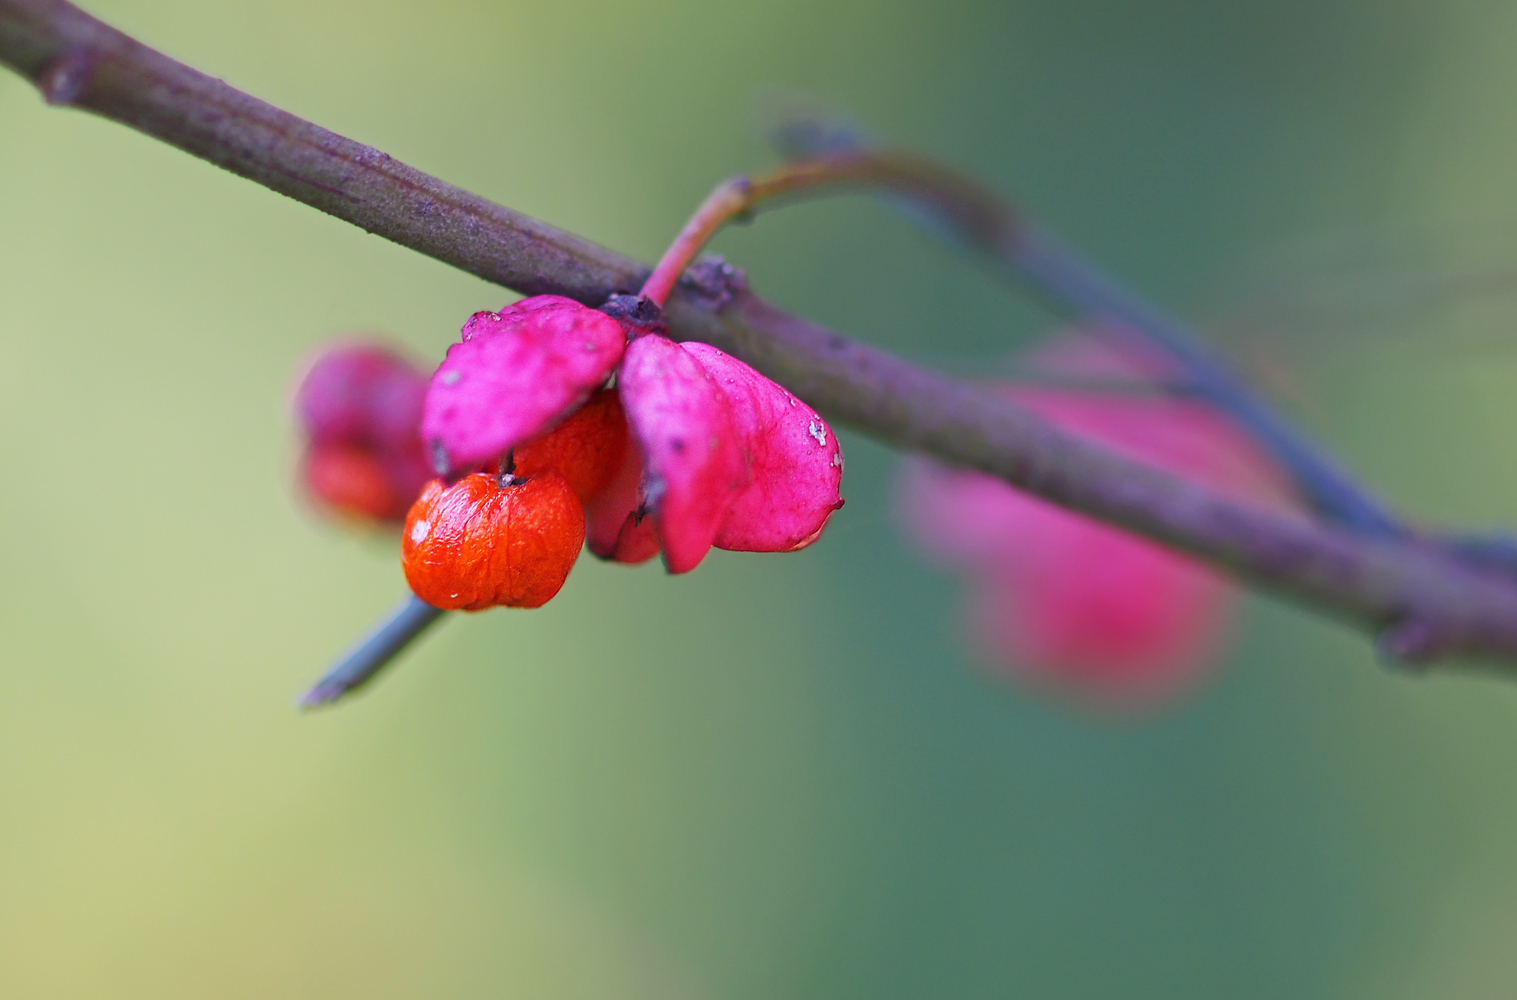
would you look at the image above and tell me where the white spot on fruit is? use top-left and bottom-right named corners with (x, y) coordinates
top-left (441, 370), bottom-right (461, 386)
top-left (808, 420), bottom-right (827, 446)
top-left (410, 519), bottom-right (431, 544)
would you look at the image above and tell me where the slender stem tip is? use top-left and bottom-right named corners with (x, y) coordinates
top-left (297, 594), bottom-right (447, 711)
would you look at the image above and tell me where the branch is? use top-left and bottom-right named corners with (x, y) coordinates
top-left (634, 145), bottom-right (1400, 535)
top-left (768, 122), bottom-right (1402, 536)
top-left (6, 0), bottom-right (1517, 669)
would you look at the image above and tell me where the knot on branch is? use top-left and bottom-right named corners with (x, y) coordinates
top-left (37, 49), bottom-right (96, 106)
top-left (679, 254), bottom-right (747, 311)
top-left (1377, 613), bottom-right (1444, 669)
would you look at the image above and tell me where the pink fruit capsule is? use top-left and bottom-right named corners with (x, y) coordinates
top-left (898, 331), bottom-right (1292, 712)
top-left (293, 340), bottom-right (432, 524)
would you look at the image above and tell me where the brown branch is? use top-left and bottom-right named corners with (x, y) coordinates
top-left (763, 129), bottom-right (1400, 535)
top-left (5, 0), bottom-right (1517, 669)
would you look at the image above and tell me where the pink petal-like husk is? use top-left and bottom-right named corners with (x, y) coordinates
top-left (421, 296), bottom-right (625, 475)
top-left (964, 541), bottom-right (1233, 714)
top-left (598, 511), bottom-right (662, 565)
top-left (896, 459), bottom-right (1029, 565)
top-left (897, 330), bottom-right (1293, 711)
top-left (294, 341), bottom-right (428, 453)
top-left (681, 343), bottom-right (845, 552)
top-left (617, 335), bottom-right (749, 574)
top-left (584, 437), bottom-right (661, 564)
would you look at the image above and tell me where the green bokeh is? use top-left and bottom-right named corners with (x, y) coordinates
top-left (6, 0), bottom-right (1517, 996)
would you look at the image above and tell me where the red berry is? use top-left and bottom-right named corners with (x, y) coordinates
top-left (583, 437), bottom-right (662, 564)
top-left (513, 389), bottom-right (628, 504)
top-left (401, 472), bottom-right (585, 611)
top-left (302, 444), bottom-right (413, 522)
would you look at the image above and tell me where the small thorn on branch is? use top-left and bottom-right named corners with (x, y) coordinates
top-left (680, 254), bottom-right (746, 309)
top-left (1377, 614), bottom-right (1442, 668)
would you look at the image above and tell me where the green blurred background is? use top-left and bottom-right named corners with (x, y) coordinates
top-left (7, 0), bottom-right (1517, 996)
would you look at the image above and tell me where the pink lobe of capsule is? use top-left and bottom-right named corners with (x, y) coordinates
top-left (583, 437), bottom-right (661, 564)
top-left (617, 335), bottom-right (749, 574)
top-left (294, 341), bottom-right (428, 452)
top-left (421, 295), bottom-right (626, 476)
top-left (681, 343), bottom-right (845, 552)
top-left (960, 489), bottom-right (1235, 713)
top-left (898, 331), bottom-right (1291, 712)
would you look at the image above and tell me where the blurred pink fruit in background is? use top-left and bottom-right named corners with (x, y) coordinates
top-left (293, 341), bottom-right (433, 524)
top-left (898, 330), bottom-right (1293, 713)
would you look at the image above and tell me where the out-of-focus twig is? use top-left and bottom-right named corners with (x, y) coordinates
top-left (768, 119), bottom-right (1402, 537)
